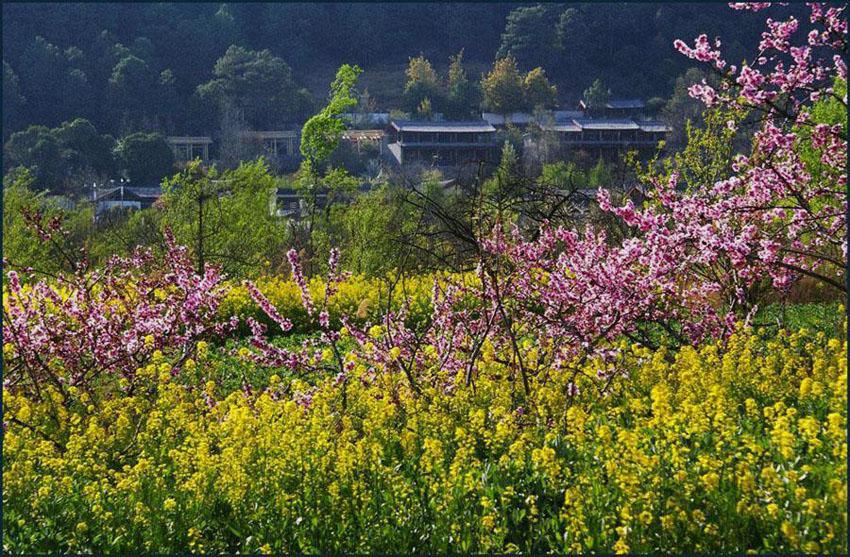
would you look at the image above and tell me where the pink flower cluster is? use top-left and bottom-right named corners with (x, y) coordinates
top-left (4, 229), bottom-right (228, 400)
top-left (244, 3), bottom-right (844, 400)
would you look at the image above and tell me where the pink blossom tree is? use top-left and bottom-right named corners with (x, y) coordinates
top-left (3, 217), bottom-right (229, 407)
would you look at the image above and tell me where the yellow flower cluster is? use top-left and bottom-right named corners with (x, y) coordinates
top-left (3, 328), bottom-right (846, 553)
top-left (218, 272), bottom-right (476, 333)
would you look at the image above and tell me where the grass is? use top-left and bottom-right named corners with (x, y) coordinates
top-left (755, 301), bottom-right (844, 337)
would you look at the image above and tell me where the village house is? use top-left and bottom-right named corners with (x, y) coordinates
top-left (578, 98), bottom-right (647, 118)
top-left (385, 120), bottom-right (499, 168)
top-left (272, 187), bottom-right (326, 219)
top-left (166, 136), bottom-right (213, 164)
top-left (538, 116), bottom-right (671, 157)
top-left (93, 183), bottom-right (162, 216)
top-left (601, 99), bottom-right (647, 118)
top-left (482, 110), bottom-right (585, 128)
top-left (340, 129), bottom-right (385, 156)
top-left (238, 130), bottom-right (300, 159)
top-left (272, 182), bottom-right (373, 220)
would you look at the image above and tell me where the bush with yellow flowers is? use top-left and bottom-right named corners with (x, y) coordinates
top-left (4, 327), bottom-right (846, 553)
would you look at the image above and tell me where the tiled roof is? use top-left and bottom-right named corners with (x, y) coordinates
top-left (481, 112), bottom-right (536, 126)
top-left (606, 99), bottom-right (646, 109)
top-left (391, 120), bottom-right (496, 133)
top-left (573, 118), bottom-right (641, 130)
top-left (638, 121), bottom-right (672, 133)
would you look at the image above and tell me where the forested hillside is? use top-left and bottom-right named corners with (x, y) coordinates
top-left (3, 2), bottom-right (801, 138)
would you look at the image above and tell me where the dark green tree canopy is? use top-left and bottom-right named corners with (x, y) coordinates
top-left (197, 45), bottom-right (314, 129)
top-left (582, 78), bottom-right (611, 111)
top-left (497, 4), bottom-right (565, 71)
top-left (4, 125), bottom-right (64, 191)
top-left (2, 3), bottom-right (804, 139)
top-left (4, 118), bottom-right (118, 193)
top-left (54, 118), bottom-right (116, 178)
top-left (114, 132), bottom-right (174, 185)
top-left (3, 61), bottom-right (26, 138)
top-left (445, 50), bottom-right (481, 119)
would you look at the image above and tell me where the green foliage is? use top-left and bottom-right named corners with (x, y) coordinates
top-left (2, 170), bottom-right (94, 275)
top-left (662, 68), bottom-right (712, 151)
top-left (445, 50), bottom-right (481, 119)
top-left (483, 142), bottom-right (523, 216)
top-left (107, 54), bottom-right (168, 130)
top-left (53, 118), bottom-right (116, 179)
top-left (4, 118), bottom-right (117, 194)
top-left (3, 125), bottom-right (64, 190)
top-left (310, 184), bottom-right (418, 277)
top-left (756, 302), bottom-right (844, 338)
top-left (160, 159), bottom-right (288, 277)
top-left (796, 77), bottom-right (847, 187)
top-left (3, 171), bottom-right (54, 269)
top-left (522, 67), bottom-right (557, 110)
top-left (197, 45), bottom-right (314, 129)
top-left (3, 61), bottom-right (26, 138)
top-left (582, 78), bottom-right (611, 111)
top-left (497, 4), bottom-right (565, 70)
top-left (539, 161), bottom-right (588, 191)
top-left (587, 157), bottom-right (614, 190)
top-left (482, 56), bottom-right (555, 114)
top-left (634, 107), bottom-right (742, 193)
top-left (3, 4), bottom-right (805, 138)
top-left (404, 54), bottom-right (440, 92)
top-left (87, 206), bottom-right (164, 264)
top-left (300, 64), bottom-right (363, 168)
top-left (114, 132), bottom-right (174, 185)
top-left (416, 97), bottom-right (433, 120)
top-left (481, 55), bottom-right (526, 115)
top-left (402, 55), bottom-right (446, 115)
top-left (17, 35), bottom-right (92, 128)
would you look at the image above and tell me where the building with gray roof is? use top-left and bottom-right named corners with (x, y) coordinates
top-left (386, 120), bottom-right (498, 168)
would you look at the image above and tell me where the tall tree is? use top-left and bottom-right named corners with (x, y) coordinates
top-left (160, 159), bottom-right (288, 276)
top-left (3, 61), bottom-right (26, 138)
top-left (4, 125), bottom-right (64, 191)
top-left (662, 68), bottom-right (710, 151)
top-left (481, 55), bottom-right (526, 116)
top-left (402, 54), bottom-right (445, 115)
top-left (53, 118), bottom-right (116, 184)
top-left (300, 64), bottom-right (363, 169)
top-left (107, 54), bottom-right (170, 133)
top-left (298, 64), bottom-right (363, 271)
top-left (445, 50), bottom-right (480, 119)
top-left (497, 4), bottom-right (564, 70)
top-left (582, 79), bottom-right (611, 113)
top-left (523, 67), bottom-right (558, 110)
top-left (114, 132), bottom-right (174, 185)
top-left (17, 36), bottom-right (81, 127)
top-left (196, 45), bottom-right (313, 129)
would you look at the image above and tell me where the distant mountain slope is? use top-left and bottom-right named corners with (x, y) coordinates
top-left (2, 3), bottom-right (806, 137)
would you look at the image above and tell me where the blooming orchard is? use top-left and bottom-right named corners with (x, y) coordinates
top-left (2, 2), bottom-right (847, 554)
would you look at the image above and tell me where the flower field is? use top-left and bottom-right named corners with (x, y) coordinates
top-left (218, 273), bottom-right (440, 335)
top-left (4, 325), bottom-right (846, 553)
